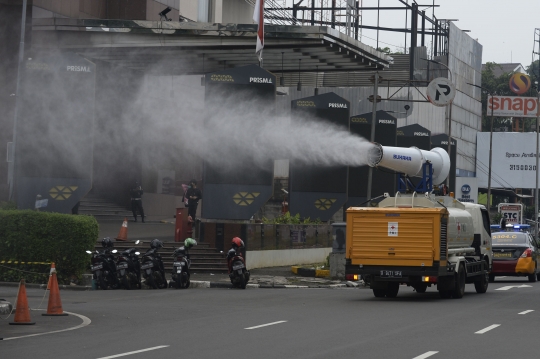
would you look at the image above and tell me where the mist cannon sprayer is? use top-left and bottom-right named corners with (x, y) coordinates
top-left (367, 143), bottom-right (451, 193)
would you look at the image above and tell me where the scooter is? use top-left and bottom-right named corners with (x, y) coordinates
top-left (87, 237), bottom-right (120, 290)
top-left (141, 239), bottom-right (167, 289)
top-left (170, 238), bottom-right (197, 289)
top-left (227, 237), bottom-right (250, 289)
top-left (116, 241), bottom-right (142, 290)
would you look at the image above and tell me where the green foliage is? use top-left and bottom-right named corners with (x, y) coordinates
top-left (262, 212), bottom-right (322, 225)
top-left (0, 210), bottom-right (98, 284)
top-left (0, 201), bottom-right (16, 210)
top-left (377, 47), bottom-right (403, 55)
top-left (491, 212), bottom-right (503, 225)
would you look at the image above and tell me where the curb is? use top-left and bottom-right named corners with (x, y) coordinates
top-left (291, 266), bottom-right (330, 278)
top-left (0, 282), bottom-right (91, 291)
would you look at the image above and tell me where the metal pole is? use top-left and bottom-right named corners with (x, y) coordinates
top-left (536, 93), bottom-right (539, 240)
top-left (366, 72), bottom-right (379, 205)
top-left (9, 0), bottom-right (27, 202)
top-left (487, 93), bottom-right (494, 212)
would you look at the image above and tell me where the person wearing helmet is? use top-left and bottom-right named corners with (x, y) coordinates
top-left (185, 180), bottom-right (202, 221)
top-left (101, 237), bottom-right (114, 248)
top-left (231, 237), bottom-right (244, 249)
top-left (150, 238), bottom-right (163, 249)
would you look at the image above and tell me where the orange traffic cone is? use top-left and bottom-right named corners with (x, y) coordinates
top-left (46, 262), bottom-right (56, 290)
top-left (115, 217), bottom-right (128, 241)
top-left (9, 279), bottom-right (36, 325)
top-left (42, 264), bottom-right (68, 316)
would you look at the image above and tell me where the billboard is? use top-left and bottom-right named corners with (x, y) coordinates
top-left (455, 177), bottom-right (477, 204)
top-left (289, 92), bottom-right (350, 222)
top-left (476, 132), bottom-right (540, 189)
top-left (488, 96), bottom-right (539, 118)
top-left (498, 204), bottom-right (522, 224)
top-left (203, 64), bottom-right (275, 220)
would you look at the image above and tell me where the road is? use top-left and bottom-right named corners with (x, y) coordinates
top-left (1, 277), bottom-right (538, 359)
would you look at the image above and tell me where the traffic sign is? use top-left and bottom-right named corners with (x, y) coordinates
top-left (426, 77), bottom-right (456, 107)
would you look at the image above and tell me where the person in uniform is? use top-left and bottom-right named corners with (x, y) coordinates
top-left (186, 180), bottom-right (202, 221)
top-left (130, 181), bottom-right (145, 222)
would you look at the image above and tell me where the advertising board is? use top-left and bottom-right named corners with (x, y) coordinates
top-left (477, 132), bottom-right (540, 189)
top-left (488, 96), bottom-right (539, 118)
top-left (498, 204), bottom-right (523, 224)
top-left (455, 177), bottom-right (477, 203)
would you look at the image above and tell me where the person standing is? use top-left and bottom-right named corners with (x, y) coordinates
top-left (130, 181), bottom-right (145, 222)
top-left (186, 179), bottom-right (202, 221)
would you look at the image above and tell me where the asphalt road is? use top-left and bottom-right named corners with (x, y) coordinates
top-left (1, 277), bottom-right (539, 359)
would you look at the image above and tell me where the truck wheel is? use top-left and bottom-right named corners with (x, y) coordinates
top-left (373, 289), bottom-right (386, 298)
top-left (386, 283), bottom-right (400, 298)
top-left (474, 264), bottom-right (489, 294)
top-left (489, 273), bottom-right (495, 282)
top-left (414, 283), bottom-right (428, 293)
top-left (452, 264), bottom-right (466, 299)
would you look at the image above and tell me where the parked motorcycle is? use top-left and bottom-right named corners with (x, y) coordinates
top-left (116, 240), bottom-right (142, 290)
top-left (141, 239), bottom-right (168, 289)
top-left (227, 237), bottom-right (250, 289)
top-left (87, 237), bottom-right (120, 290)
top-left (170, 238), bottom-right (197, 289)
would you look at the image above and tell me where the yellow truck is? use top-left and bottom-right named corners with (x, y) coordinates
top-left (345, 194), bottom-right (492, 298)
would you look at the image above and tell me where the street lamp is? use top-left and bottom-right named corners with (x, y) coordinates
top-left (422, 58), bottom-right (453, 189)
top-left (467, 83), bottom-right (494, 213)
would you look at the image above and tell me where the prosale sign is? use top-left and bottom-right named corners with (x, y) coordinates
top-left (488, 96), bottom-right (539, 118)
top-left (476, 132), bottom-right (540, 189)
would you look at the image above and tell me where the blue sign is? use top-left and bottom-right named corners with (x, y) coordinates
top-left (461, 184), bottom-right (471, 194)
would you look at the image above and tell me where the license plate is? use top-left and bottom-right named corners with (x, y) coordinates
top-left (233, 263), bottom-right (244, 270)
top-left (141, 263), bottom-right (153, 269)
top-left (117, 263), bottom-right (128, 269)
top-left (91, 264), bottom-right (103, 271)
top-left (494, 252), bottom-right (513, 258)
top-left (380, 270), bottom-right (402, 278)
top-left (173, 262), bottom-right (185, 267)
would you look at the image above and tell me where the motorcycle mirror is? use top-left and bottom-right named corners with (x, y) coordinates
top-left (135, 240), bottom-right (140, 244)
top-left (135, 252), bottom-right (140, 255)
top-left (112, 249), bottom-right (118, 253)
top-left (85, 250), bottom-right (92, 254)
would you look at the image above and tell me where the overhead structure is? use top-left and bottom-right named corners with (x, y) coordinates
top-left (32, 18), bottom-right (392, 77)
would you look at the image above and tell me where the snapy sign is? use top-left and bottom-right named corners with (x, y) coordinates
top-left (488, 96), bottom-right (540, 118)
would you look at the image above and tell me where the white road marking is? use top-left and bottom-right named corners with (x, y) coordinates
top-left (245, 320), bottom-right (287, 330)
top-left (96, 346), bottom-right (169, 359)
top-left (496, 285), bottom-right (532, 291)
top-left (2, 310), bottom-right (91, 341)
top-left (475, 324), bottom-right (500, 334)
top-left (518, 310), bottom-right (534, 315)
top-left (412, 352), bottom-right (438, 359)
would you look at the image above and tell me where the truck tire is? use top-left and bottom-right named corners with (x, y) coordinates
top-left (373, 289), bottom-right (386, 298)
top-left (474, 263), bottom-right (489, 294)
top-left (386, 283), bottom-right (399, 298)
top-left (489, 273), bottom-right (495, 282)
top-left (452, 264), bottom-right (466, 299)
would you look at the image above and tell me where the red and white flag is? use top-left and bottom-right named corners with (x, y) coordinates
top-left (253, 0), bottom-right (264, 62)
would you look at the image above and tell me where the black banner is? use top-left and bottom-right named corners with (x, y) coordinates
top-left (15, 52), bottom-right (95, 212)
top-left (289, 92), bottom-right (350, 221)
top-left (397, 124), bottom-right (431, 150)
top-left (202, 65), bottom-right (275, 220)
top-left (347, 110), bottom-right (397, 207)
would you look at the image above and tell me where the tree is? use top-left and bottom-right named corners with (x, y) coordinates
top-left (480, 62), bottom-right (513, 131)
